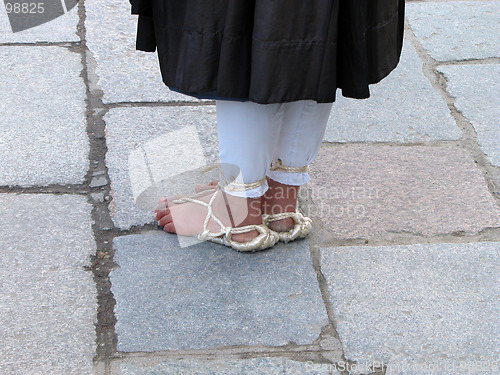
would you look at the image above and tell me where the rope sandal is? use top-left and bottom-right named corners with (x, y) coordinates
top-left (262, 211), bottom-right (312, 243)
top-left (170, 166), bottom-right (279, 252)
top-left (263, 159), bottom-right (313, 243)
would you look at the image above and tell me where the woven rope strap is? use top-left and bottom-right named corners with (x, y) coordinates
top-left (200, 162), bottom-right (266, 192)
top-left (172, 188), bottom-right (279, 252)
top-left (262, 210), bottom-right (312, 243)
top-left (269, 159), bottom-right (309, 173)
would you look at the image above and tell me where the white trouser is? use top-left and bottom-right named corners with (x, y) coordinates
top-left (216, 99), bottom-right (333, 198)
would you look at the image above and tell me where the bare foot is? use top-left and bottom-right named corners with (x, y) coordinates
top-left (155, 180), bottom-right (218, 223)
top-left (154, 188), bottom-right (262, 244)
top-left (155, 178), bottom-right (298, 233)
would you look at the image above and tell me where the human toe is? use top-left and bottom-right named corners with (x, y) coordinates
top-left (154, 208), bottom-right (171, 221)
top-left (157, 194), bottom-right (185, 206)
top-left (194, 180), bottom-right (218, 193)
top-left (154, 201), bottom-right (170, 212)
top-left (157, 212), bottom-right (173, 227)
top-left (162, 222), bottom-right (176, 233)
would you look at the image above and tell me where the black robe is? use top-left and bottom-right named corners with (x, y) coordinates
top-left (129, 0), bottom-right (405, 104)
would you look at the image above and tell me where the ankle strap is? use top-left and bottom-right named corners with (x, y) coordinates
top-left (200, 162), bottom-right (267, 192)
top-left (269, 159), bottom-right (308, 173)
top-left (217, 178), bottom-right (266, 192)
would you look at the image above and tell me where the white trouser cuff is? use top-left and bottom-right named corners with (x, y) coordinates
top-left (221, 180), bottom-right (269, 198)
top-left (266, 170), bottom-right (311, 186)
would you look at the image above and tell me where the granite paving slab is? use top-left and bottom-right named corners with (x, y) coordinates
top-left (0, 3), bottom-right (79, 43)
top-left (0, 45), bottom-right (89, 186)
top-left (104, 106), bottom-right (219, 230)
top-left (320, 241), bottom-right (500, 375)
top-left (308, 145), bottom-right (500, 239)
top-left (438, 64), bottom-right (500, 167)
top-left (111, 357), bottom-right (340, 375)
top-left (0, 194), bottom-right (97, 374)
top-left (325, 41), bottom-right (460, 143)
top-left (110, 231), bottom-right (328, 352)
top-left (84, 0), bottom-right (197, 103)
top-left (406, 1), bottom-right (500, 61)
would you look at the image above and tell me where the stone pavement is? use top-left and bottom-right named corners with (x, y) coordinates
top-left (0, 1), bottom-right (499, 374)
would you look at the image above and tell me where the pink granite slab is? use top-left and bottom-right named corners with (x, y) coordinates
top-left (307, 145), bottom-right (500, 239)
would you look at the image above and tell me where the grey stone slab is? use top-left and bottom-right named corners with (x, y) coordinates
top-left (91, 192), bottom-right (105, 203)
top-left (438, 64), bottom-right (500, 167)
top-left (0, 3), bottom-right (79, 43)
top-left (0, 194), bottom-right (97, 374)
top-left (84, 0), bottom-right (197, 103)
top-left (0, 45), bottom-right (89, 186)
top-left (111, 357), bottom-right (340, 375)
top-left (308, 145), bottom-right (500, 240)
top-left (406, 1), bottom-right (500, 62)
top-left (325, 41), bottom-right (460, 143)
top-left (93, 361), bottom-right (106, 375)
top-left (90, 175), bottom-right (108, 188)
top-left (111, 231), bottom-right (328, 352)
top-left (320, 242), bottom-right (500, 375)
top-left (104, 106), bottom-right (219, 230)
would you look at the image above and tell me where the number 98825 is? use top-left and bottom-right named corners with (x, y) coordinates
top-left (5, 2), bottom-right (45, 14)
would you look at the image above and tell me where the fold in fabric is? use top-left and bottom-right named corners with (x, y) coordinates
top-left (129, 0), bottom-right (155, 52)
top-left (135, 15), bottom-right (156, 52)
top-left (129, 0), bottom-right (152, 16)
top-left (128, 0), bottom-right (405, 104)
